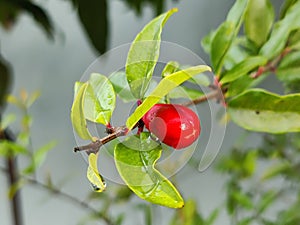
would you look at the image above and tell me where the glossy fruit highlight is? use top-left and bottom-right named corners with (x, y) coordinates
top-left (142, 104), bottom-right (201, 149)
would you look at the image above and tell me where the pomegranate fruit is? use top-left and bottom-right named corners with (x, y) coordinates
top-left (142, 104), bottom-right (201, 149)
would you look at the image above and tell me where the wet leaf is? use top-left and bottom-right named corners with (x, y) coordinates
top-left (126, 8), bottom-right (177, 99)
top-left (87, 153), bottom-right (106, 192)
top-left (114, 133), bottom-right (184, 208)
top-left (228, 88), bottom-right (300, 133)
top-left (126, 65), bottom-right (211, 130)
top-left (84, 73), bottom-right (116, 125)
top-left (109, 71), bottom-right (135, 102)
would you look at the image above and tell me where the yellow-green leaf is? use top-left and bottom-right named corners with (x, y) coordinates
top-left (71, 83), bottom-right (93, 140)
top-left (126, 65), bottom-right (211, 130)
top-left (87, 153), bottom-right (106, 192)
top-left (114, 133), bottom-right (184, 208)
top-left (126, 8), bottom-right (177, 99)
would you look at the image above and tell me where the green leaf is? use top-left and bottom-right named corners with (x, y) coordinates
top-left (23, 141), bottom-right (56, 175)
top-left (261, 161), bottom-right (291, 180)
top-left (210, 21), bottom-right (235, 75)
top-left (225, 72), bottom-right (268, 97)
top-left (168, 86), bottom-right (204, 100)
top-left (280, 0), bottom-right (298, 19)
top-left (77, 0), bottom-right (108, 54)
top-left (201, 31), bottom-right (215, 54)
top-left (109, 71), bottom-right (135, 102)
top-left (126, 65), bottom-right (211, 130)
top-left (87, 153), bottom-right (106, 192)
top-left (277, 51), bottom-right (300, 82)
top-left (162, 61), bottom-right (180, 77)
top-left (257, 191), bottom-right (278, 213)
top-left (0, 141), bottom-right (27, 157)
top-left (260, 1), bottom-right (300, 60)
top-left (221, 56), bottom-right (268, 84)
top-left (84, 73), bottom-right (116, 125)
top-left (126, 8), bottom-right (177, 99)
top-left (231, 191), bottom-right (253, 209)
top-left (114, 133), bottom-right (184, 208)
top-left (71, 83), bottom-right (93, 140)
top-left (244, 0), bottom-right (274, 47)
top-left (0, 114), bottom-right (16, 130)
top-left (211, 0), bottom-right (249, 74)
top-left (8, 179), bottom-right (26, 199)
top-left (228, 88), bottom-right (300, 133)
top-left (169, 199), bottom-right (204, 225)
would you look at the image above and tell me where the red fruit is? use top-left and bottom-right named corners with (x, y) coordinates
top-left (142, 104), bottom-right (201, 149)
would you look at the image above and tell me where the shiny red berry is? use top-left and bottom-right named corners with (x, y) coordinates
top-left (142, 104), bottom-right (201, 149)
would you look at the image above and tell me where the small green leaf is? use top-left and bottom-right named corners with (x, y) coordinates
top-left (244, 0), bottom-right (274, 47)
top-left (114, 133), bottom-right (184, 208)
top-left (0, 141), bottom-right (27, 157)
top-left (261, 161), bottom-right (291, 180)
top-left (228, 88), bottom-right (300, 133)
top-left (169, 199), bottom-right (204, 225)
top-left (231, 191), bottom-right (253, 209)
top-left (23, 141), bottom-right (56, 175)
top-left (109, 71), bottom-right (135, 102)
top-left (260, 0), bottom-right (300, 60)
top-left (168, 86), bottom-right (204, 100)
top-left (71, 83), bottom-right (93, 140)
top-left (257, 191), bottom-right (278, 213)
top-left (126, 8), bottom-right (177, 99)
top-left (226, 0), bottom-right (249, 26)
top-left (221, 56), bottom-right (268, 84)
top-left (0, 114), bottom-right (16, 130)
top-left (225, 72), bottom-right (268, 97)
top-left (84, 73), bottom-right (116, 125)
top-left (126, 65), bottom-right (211, 130)
top-left (162, 61), bottom-right (180, 77)
top-left (87, 153), bottom-right (106, 192)
top-left (8, 179), bottom-right (26, 199)
top-left (277, 51), bottom-right (300, 82)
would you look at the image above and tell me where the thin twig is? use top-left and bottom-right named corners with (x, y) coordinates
top-left (182, 89), bottom-right (222, 107)
top-left (74, 126), bottom-right (128, 154)
top-left (0, 166), bottom-right (115, 225)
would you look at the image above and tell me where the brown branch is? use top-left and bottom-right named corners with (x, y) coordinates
top-left (1, 129), bottom-right (24, 225)
top-left (250, 47), bottom-right (291, 79)
top-left (74, 125), bottom-right (128, 153)
top-left (182, 89), bottom-right (223, 107)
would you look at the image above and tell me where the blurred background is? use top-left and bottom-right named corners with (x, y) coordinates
top-left (0, 0), bottom-right (285, 225)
